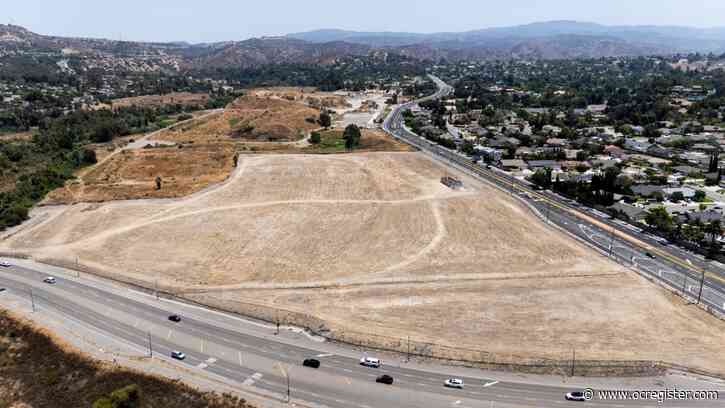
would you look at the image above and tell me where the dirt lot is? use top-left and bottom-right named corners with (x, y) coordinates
top-left (0, 309), bottom-right (255, 408)
top-left (45, 143), bottom-right (235, 203)
top-left (151, 96), bottom-right (321, 143)
top-left (247, 87), bottom-right (350, 110)
top-left (4, 152), bottom-right (725, 374)
top-left (109, 92), bottom-right (210, 109)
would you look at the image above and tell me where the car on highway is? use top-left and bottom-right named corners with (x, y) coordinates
top-left (375, 374), bottom-right (394, 385)
top-left (171, 351), bottom-right (186, 360)
top-left (565, 391), bottom-right (587, 401)
top-left (43, 277), bottom-right (56, 284)
top-left (0, 288), bottom-right (5, 293)
top-left (302, 358), bottom-right (320, 369)
top-left (444, 378), bottom-right (464, 389)
top-left (0, 260), bottom-right (11, 267)
top-left (645, 252), bottom-right (656, 259)
top-left (360, 356), bottom-right (381, 368)
top-left (168, 314), bottom-right (182, 322)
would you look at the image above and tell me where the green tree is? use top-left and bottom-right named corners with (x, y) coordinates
top-left (343, 124), bottom-right (361, 150)
top-left (318, 111), bottom-right (332, 129)
top-left (694, 190), bottom-right (707, 202)
top-left (670, 191), bottom-right (685, 203)
top-left (529, 168), bottom-right (552, 190)
top-left (309, 131), bottom-right (321, 144)
top-left (645, 207), bottom-right (674, 234)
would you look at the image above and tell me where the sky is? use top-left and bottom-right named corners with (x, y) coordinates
top-left (5, 0), bottom-right (725, 43)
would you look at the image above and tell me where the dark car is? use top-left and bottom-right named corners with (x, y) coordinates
top-left (376, 375), bottom-right (394, 385)
top-left (168, 314), bottom-right (181, 322)
top-left (303, 358), bottom-right (320, 368)
top-left (645, 252), bottom-right (656, 259)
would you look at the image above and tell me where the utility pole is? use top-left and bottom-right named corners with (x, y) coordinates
top-left (697, 265), bottom-right (707, 305)
top-left (30, 289), bottom-right (36, 312)
top-left (608, 227), bottom-right (616, 258)
top-left (147, 332), bottom-right (153, 358)
top-left (287, 371), bottom-right (291, 404)
top-left (682, 272), bottom-right (689, 299)
top-left (570, 349), bottom-right (576, 377)
top-left (545, 201), bottom-right (551, 224)
top-left (407, 336), bottom-right (411, 363)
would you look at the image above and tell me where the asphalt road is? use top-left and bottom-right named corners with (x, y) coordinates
top-left (0, 263), bottom-right (722, 407)
top-left (383, 75), bottom-right (725, 316)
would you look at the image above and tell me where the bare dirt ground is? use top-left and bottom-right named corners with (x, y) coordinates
top-left (109, 92), bottom-right (210, 109)
top-left (45, 143), bottom-right (235, 203)
top-left (0, 130), bottom-right (34, 141)
top-left (3, 152), bottom-right (725, 374)
top-left (247, 87), bottom-right (350, 110)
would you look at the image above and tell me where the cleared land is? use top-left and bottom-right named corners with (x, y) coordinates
top-left (3, 152), bottom-right (725, 374)
top-left (109, 92), bottom-right (210, 109)
top-left (43, 91), bottom-right (408, 203)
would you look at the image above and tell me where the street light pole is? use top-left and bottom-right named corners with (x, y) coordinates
top-left (147, 332), bottom-right (153, 358)
top-left (697, 266), bottom-right (707, 305)
top-left (30, 289), bottom-right (36, 312)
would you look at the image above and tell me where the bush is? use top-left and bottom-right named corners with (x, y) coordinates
top-left (93, 384), bottom-right (141, 408)
top-left (177, 114), bottom-right (193, 121)
top-left (309, 131), bottom-right (321, 144)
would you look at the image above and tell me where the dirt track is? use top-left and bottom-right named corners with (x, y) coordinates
top-left (3, 152), bottom-right (725, 374)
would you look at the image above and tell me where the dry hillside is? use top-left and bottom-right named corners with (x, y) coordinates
top-left (0, 309), bottom-right (255, 408)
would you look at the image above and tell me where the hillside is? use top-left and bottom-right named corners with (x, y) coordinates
top-left (0, 309), bottom-right (255, 408)
top-left (288, 20), bottom-right (725, 54)
top-left (4, 21), bottom-right (725, 70)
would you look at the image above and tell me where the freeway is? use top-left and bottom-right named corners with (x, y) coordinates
top-left (383, 75), bottom-right (725, 316)
top-left (1, 261), bottom-right (722, 408)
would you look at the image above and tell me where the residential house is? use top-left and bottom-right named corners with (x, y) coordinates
top-left (610, 202), bottom-right (647, 222)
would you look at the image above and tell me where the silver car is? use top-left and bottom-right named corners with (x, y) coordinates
top-left (444, 378), bottom-right (464, 389)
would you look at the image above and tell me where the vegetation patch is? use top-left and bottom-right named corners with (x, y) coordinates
top-left (0, 309), bottom-right (255, 408)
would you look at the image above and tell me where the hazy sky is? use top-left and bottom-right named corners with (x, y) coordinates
top-left (6, 0), bottom-right (725, 43)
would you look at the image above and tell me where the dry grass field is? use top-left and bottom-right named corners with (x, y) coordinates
top-left (4, 152), bottom-right (725, 374)
top-left (45, 144), bottom-right (235, 203)
top-left (109, 92), bottom-right (210, 109)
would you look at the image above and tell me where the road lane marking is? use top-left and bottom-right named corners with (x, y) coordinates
top-left (166, 329), bottom-right (172, 340)
top-left (238, 350), bottom-right (243, 366)
top-left (483, 380), bottom-right (499, 387)
top-left (242, 372), bottom-right (263, 386)
top-left (316, 353), bottom-right (333, 357)
top-left (200, 339), bottom-right (205, 353)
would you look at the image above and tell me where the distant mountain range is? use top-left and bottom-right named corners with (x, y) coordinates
top-left (288, 21), bottom-right (725, 56)
top-left (2, 21), bottom-right (725, 71)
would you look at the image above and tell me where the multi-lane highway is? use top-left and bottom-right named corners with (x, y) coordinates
top-left (1, 261), bottom-right (722, 408)
top-left (383, 75), bottom-right (725, 316)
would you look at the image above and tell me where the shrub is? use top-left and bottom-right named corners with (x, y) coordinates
top-left (309, 131), bottom-right (321, 144)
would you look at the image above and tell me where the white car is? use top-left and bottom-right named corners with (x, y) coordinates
top-left (0, 260), bottom-right (10, 267)
top-left (360, 356), bottom-right (381, 368)
top-left (444, 378), bottom-right (464, 389)
top-left (565, 391), bottom-right (587, 401)
top-left (171, 351), bottom-right (186, 360)
top-left (43, 277), bottom-right (57, 284)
